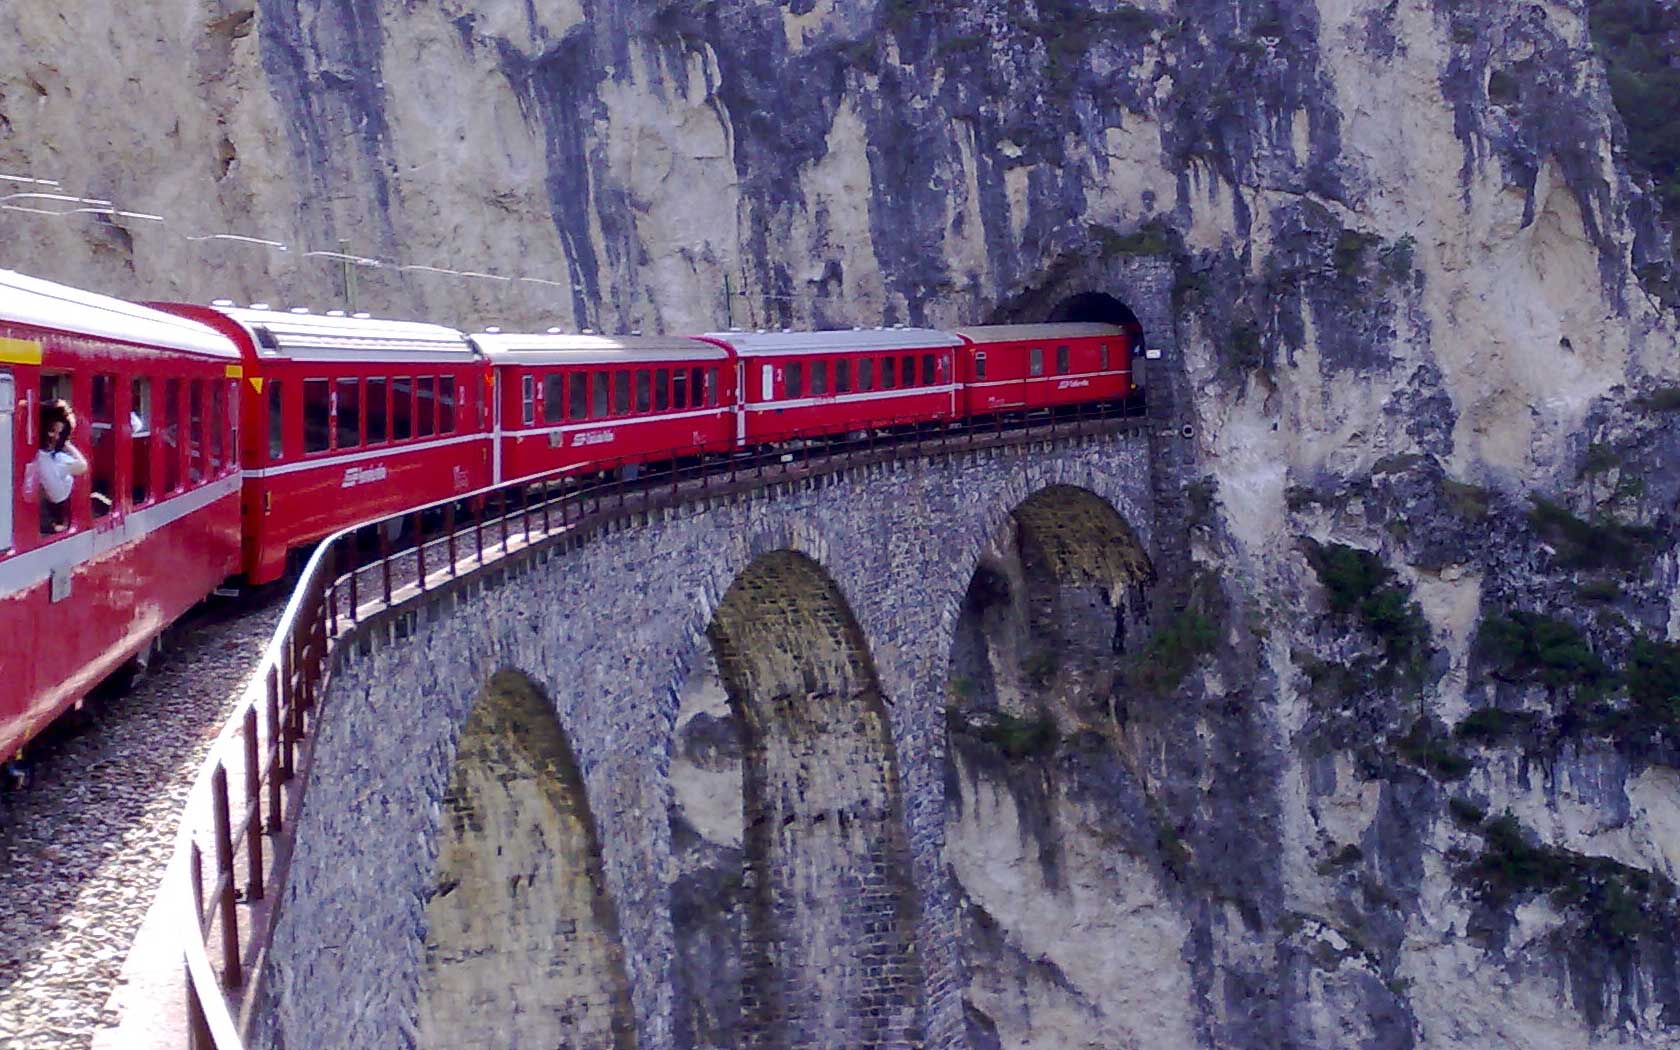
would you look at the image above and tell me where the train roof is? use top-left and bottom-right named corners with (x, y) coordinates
top-left (949, 323), bottom-right (1128, 343)
top-left (0, 270), bottom-right (239, 359)
top-left (471, 331), bottom-right (730, 365)
top-left (701, 327), bottom-right (963, 356)
top-left (210, 305), bottom-right (475, 362)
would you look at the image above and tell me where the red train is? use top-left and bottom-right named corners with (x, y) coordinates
top-left (0, 268), bottom-right (1140, 773)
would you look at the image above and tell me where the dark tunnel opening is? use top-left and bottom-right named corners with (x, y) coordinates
top-left (1049, 293), bottom-right (1145, 351)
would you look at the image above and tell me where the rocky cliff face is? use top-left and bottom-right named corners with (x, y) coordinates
top-left (8, 1), bottom-right (1680, 1047)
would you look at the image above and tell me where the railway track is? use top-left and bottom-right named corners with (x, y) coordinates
top-left (0, 591), bottom-right (284, 1050)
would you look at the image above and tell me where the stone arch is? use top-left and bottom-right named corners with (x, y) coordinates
top-left (1050, 290), bottom-right (1147, 352)
top-left (418, 669), bottom-right (636, 1050)
top-left (669, 549), bottom-right (925, 1050)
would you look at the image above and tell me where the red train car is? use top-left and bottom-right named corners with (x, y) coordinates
top-left (701, 328), bottom-right (962, 445)
top-left (156, 305), bottom-right (492, 583)
top-left (473, 332), bottom-right (734, 484)
top-left (1, 271), bottom-right (243, 764)
top-left (953, 323), bottom-right (1134, 416)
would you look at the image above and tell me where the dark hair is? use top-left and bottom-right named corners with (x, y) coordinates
top-left (39, 398), bottom-right (75, 451)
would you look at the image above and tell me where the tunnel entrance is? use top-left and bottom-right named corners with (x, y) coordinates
top-left (1049, 292), bottom-right (1145, 351)
top-left (668, 550), bottom-right (925, 1050)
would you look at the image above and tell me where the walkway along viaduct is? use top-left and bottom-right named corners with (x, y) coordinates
top-left (171, 260), bottom-right (1197, 1050)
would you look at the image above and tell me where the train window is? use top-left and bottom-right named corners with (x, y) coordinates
top-left (90, 374), bottom-right (115, 517)
top-left (835, 359), bottom-right (851, 394)
top-left (1100, 344), bottom-right (1110, 370)
top-left (690, 368), bottom-right (705, 408)
top-left (209, 381), bottom-right (226, 472)
top-left (920, 354), bottom-right (935, 386)
top-left (1056, 345), bottom-right (1070, 375)
top-left (672, 368), bottom-right (688, 409)
top-left (655, 369), bottom-right (670, 411)
top-left (811, 361), bottom-right (828, 396)
top-left (520, 374), bottom-right (535, 427)
top-left (189, 381), bottom-right (208, 483)
top-left (592, 372), bottom-right (609, 419)
top-left (302, 379), bottom-right (330, 455)
top-left (543, 374), bottom-right (565, 424)
top-left (366, 378), bottom-right (388, 443)
top-left (163, 379), bottom-right (182, 491)
top-left (0, 373), bottom-right (10, 549)
top-left (613, 371), bottom-right (630, 415)
top-left (1030, 347), bottom-right (1044, 377)
top-left (635, 370), bottom-right (651, 414)
top-left (439, 377), bottom-right (457, 433)
top-left (902, 355), bottom-right (916, 386)
top-left (267, 380), bottom-right (284, 460)
top-left (882, 356), bottom-right (896, 389)
top-left (975, 353), bottom-right (987, 381)
top-left (859, 358), bottom-right (874, 391)
top-left (786, 361), bottom-right (804, 399)
top-left (706, 368), bottom-right (720, 406)
top-left (393, 378), bottom-right (414, 441)
top-left (336, 378), bottom-right (361, 449)
top-left (569, 373), bottom-right (588, 420)
top-left (131, 378), bottom-right (152, 506)
top-left (418, 377), bottom-right (436, 437)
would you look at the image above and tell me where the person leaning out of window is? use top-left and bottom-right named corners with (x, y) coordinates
top-left (27, 398), bottom-right (88, 533)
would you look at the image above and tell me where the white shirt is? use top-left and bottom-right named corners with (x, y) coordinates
top-left (33, 444), bottom-right (88, 504)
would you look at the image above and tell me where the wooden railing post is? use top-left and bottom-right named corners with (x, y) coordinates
top-left (211, 764), bottom-right (242, 989)
top-left (243, 708), bottom-right (264, 902)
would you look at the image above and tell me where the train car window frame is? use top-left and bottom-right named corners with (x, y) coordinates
top-left (1100, 343), bottom-right (1110, 370)
top-left (974, 352), bottom-right (987, 381)
top-left (882, 356), bottom-right (896, 389)
top-left (569, 372), bottom-right (588, 420)
top-left (267, 379), bottom-right (284, 461)
top-left (1030, 347), bottom-right (1045, 377)
top-left (365, 377), bottom-right (388, 444)
top-left (858, 357), bottom-right (874, 391)
top-left (89, 373), bottom-right (116, 517)
top-left (0, 372), bottom-right (12, 550)
top-left (335, 377), bottom-right (361, 450)
top-left (835, 359), bottom-right (852, 394)
top-left (635, 370), bottom-right (651, 414)
top-left (613, 371), bottom-right (630, 415)
top-left (690, 368), bottom-right (705, 409)
top-left (189, 380), bottom-right (208, 484)
top-left (163, 378), bottom-right (182, 492)
top-left (130, 377), bottom-right (152, 507)
top-left (707, 368), bottom-right (720, 406)
top-left (785, 361), bottom-right (804, 399)
top-left (209, 379), bottom-right (227, 473)
top-left (1055, 345), bottom-right (1070, 375)
top-left (672, 369), bottom-right (688, 409)
top-left (520, 374), bottom-right (535, 427)
top-left (655, 368), bottom-right (670, 412)
top-left (811, 360), bottom-right (828, 396)
top-left (921, 354), bottom-right (936, 386)
top-left (592, 372), bottom-right (610, 419)
top-left (543, 373), bottom-right (565, 424)
top-left (439, 376), bottom-right (457, 433)
top-left (392, 377), bottom-right (414, 441)
top-left (302, 378), bottom-right (331, 455)
top-left (417, 376), bottom-right (436, 438)
top-left (901, 355), bottom-right (915, 386)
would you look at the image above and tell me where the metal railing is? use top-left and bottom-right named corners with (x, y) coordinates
top-left (170, 399), bottom-right (1147, 1048)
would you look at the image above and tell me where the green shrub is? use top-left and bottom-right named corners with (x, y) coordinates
top-left (1130, 608), bottom-right (1217, 693)
top-left (1448, 797), bottom-right (1488, 828)
top-left (1091, 220), bottom-right (1174, 258)
top-left (1627, 637), bottom-right (1680, 728)
top-left (1578, 442), bottom-right (1621, 479)
top-left (1441, 478), bottom-right (1491, 520)
top-left (1527, 496), bottom-right (1656, 571)
top-left (1395, 720), bottom-right (1473, 780)
top-left (1306, 543), bottom-right (1429, 669)
top-left (1635, 387), bottom-right (1680, 412)
top-left (1455, 707), bottom-right (1536, 744)
top-left (1477, 611), bottom-right (1613, 697)
top-left (949, 707), bottom-right (1059, 760)
top-left (1576, 579), bottom-right (1623, 603)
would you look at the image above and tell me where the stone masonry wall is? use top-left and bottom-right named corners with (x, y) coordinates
top-left (257, 427), bottom-right (1156, 1050)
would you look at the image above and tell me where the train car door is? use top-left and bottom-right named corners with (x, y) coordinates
top-left (0, 372), bottom-right (12, 550)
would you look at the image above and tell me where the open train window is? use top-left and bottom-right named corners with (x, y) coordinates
top-left (366, 378), bottom-right (388, 443)
top-left (303, 379), bottom-right (330, 455)
top-left (417, 377), bottom-right (436, 437)
top-left (1055, 345), bottom-right (1070, 375)
top-left (131, 378), bottom-right (152, 505)
top-left (882, 356), bottom-right (896, 389)
top-left (393, 378), bottom-right (414, 441)
top-left (89, 374), bottom-right (116, 516)
top-left (921, 354), bottom-right (936, 386)
top-left (614, 371), bottom-right (630, 415)
top-left (543, 374), bottom-right (564, 424)
top-left (975, 353), bottom-right (987, 381)
top-left (1030, 347), bottom-right (1044, 377)
top-left (439, 377), bottom-right (457, 432)
top-left (336, 378), bottom-right (361, 449)
top-left (163, 379), bottom-right (182, 491)
top-left (655, 369), bottom-right (670, 411)
top-left (706, 368), bottom-right (719, 406)
top-left (519, 374), bottom-right (535, 427)
top-left (569, 373), bottom-right (588, 420)
top-left (592, 372), bottom-right (609, 419)
top-left (835, 359), bottom-right (851, 394)
top-left (635, 370), bottom-right (651, 413)
top-left (811, 361), bottom-right (828, 396)
top-left (786, 361), bottom-right (804, 399)
top-left (672, 369), bottom-right (688, 409)
top-left (267, 379), bottom-right (284, 460)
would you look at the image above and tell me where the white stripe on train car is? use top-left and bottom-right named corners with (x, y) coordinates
top-left (0, 472), bottom-right (241, 599)
top-left (967, 370), bottom-right (1130, 389)
top-left (746, 384), bottom-right (959, 412)
top-left (244, 433), bottom-right (489, 479)
top-left (514, 406), bottom-right (727, 440)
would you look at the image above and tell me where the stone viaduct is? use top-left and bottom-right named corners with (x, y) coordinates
top-left (250, 260), bottom-right (1191, 1050)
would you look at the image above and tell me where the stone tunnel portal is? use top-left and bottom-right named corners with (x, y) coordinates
top-left (1049, 291), bottom-right (1146, 351)
top-left (669, 550), bottom-right (926, 1050)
